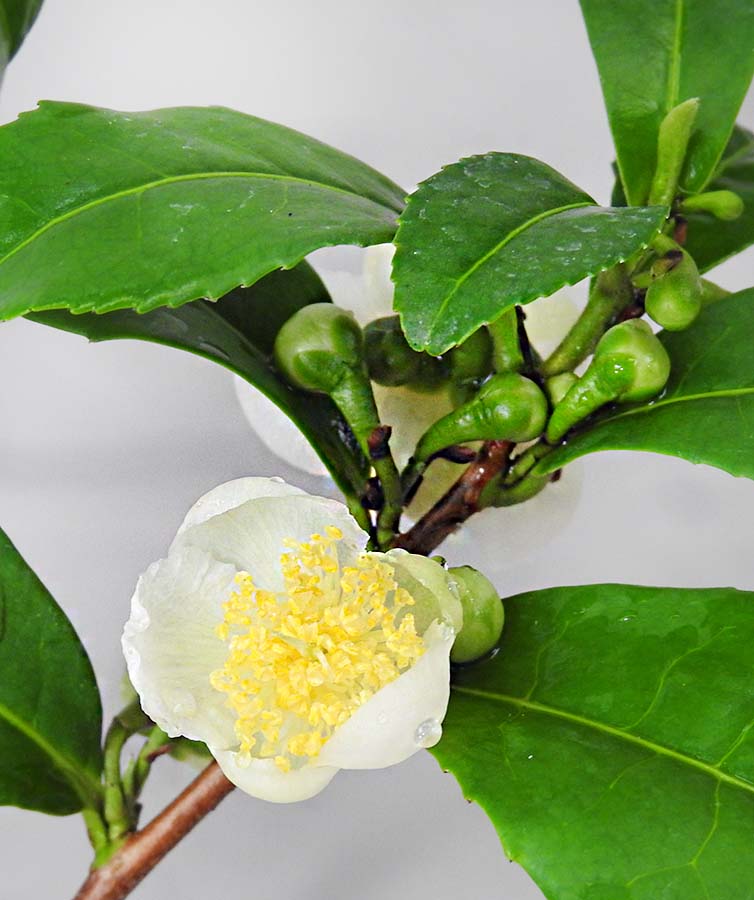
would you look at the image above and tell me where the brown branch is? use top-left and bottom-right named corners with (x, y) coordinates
top-left (74, 763), bottom-right (234, 900)
top-left (393, 440), bottom-right (512, 556)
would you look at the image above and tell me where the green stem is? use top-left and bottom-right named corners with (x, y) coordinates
top-left (102, 719), bottom-right (131, 842)
top-left (541, 265), bottom-right (633, 376)
top-left (492, 470), bottom-right (550, 506)
top-left (332, 373), bottom-right (402, 548)
top-left (124, 727), bottom-right (171, 804)
top-left (503, 440), bottom-right (555, 486)
top-left (488, 308), bottom-right (524, 373)
top-left (82, 808), bottom-right (109, 856)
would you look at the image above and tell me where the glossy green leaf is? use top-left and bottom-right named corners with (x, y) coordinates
top-left (0, 526), bottom-right (102, 815)
top-left (433, 583), bottom-right (754, 900)
top-left (28, 263), bottom-right (371, 509)
top-left (685, 125), bottom-right (754, 271)
top-left (0, 102), bottom-right (404, 321)
top-left (393, 153), bottom-right (666, 354)
top-left (580, 0), bottom-right (754, 205)
top-left (0, 0), bottom-right (42, 77)
top-left (536, 289), bottom-right (754, 480)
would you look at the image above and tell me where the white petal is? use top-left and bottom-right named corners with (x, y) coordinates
top-left (177, 493), bottom-right (367, 592)
top-left (524, 288), bottom-right (581, 358)
top-left (373, 383), bottom-right (454, 471)
top-left (232, 379), bottom-right (329, 478)
top-left (362, 243), bottom-right (396, 316)
top-left (212, 749), bottom-right (338, 803)
top-left (382, 549), bottom-right (464, 634)
top-left (318, 269), bottom-right (375, 327)
top-left (122, 545), bottom-right (238, 748)
top-left (317, 621), bottom-right (453, 770)
top-left (175, 476), bottom-right (307, 539)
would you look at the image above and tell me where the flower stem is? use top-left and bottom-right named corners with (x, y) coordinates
top-left (74, 763), bottom-right (234, 900)
top-left (393, 441), bottom-right (513, 555)
top-left (121, 726), bottom-right (172, 809)
top-left (540, 265), bottom-right (633, 376)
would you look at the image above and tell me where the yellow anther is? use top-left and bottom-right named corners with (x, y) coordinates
top-left (209, 528), bottom-right (425, 772)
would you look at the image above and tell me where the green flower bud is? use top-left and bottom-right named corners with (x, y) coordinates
top-left (545, 372), bottom-right (578, 406)
top-left (448, 327), bottom-right (493, 384)
top-left (274, 303), bottom-right (364, 394)
top-left (364, 316), bottom-right (447, 390)
top-left (274, 303), bottom-right (402, 544)
top-left (546, 319), bottom-right (670, 443)
top-left (648, 97), bottom-right (699, 206)
top-left (680, 190), bottom-right (745, 221)
top-left (414, 373), bottom-right (549, 463)
top-left (644, 247), bottom-right (702, 332)
top-left (448, 566), bottom-right (504, 664)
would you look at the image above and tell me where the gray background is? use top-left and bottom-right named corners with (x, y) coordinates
top-left (2, 1), bottom-right (754, 898)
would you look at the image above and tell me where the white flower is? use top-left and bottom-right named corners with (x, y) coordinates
top-left (122, 477), bottom-right (462, 803)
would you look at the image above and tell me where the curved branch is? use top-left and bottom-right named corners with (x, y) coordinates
top-left (393, 440), bottom-right (513, 555)
top-left (74, 763), bottom-right (234, 900)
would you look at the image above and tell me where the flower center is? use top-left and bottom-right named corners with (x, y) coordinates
top-left (209, 526), bottom-right (425, 772)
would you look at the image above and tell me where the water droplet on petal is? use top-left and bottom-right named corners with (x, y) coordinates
top-left (439, 622), bottom-right (455, 642)
top-left (270, 476), bottom-right (285, 483)
top-left (377, 712), bottom-right (388, 726)
top-left (414, 718), bottom-right (442, 748)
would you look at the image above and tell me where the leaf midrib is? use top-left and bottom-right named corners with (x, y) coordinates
top-left (583, 385), bottom-right (754, 428)
top-left (0, 170), bottom-right (394, 270)
top-left (454, 685), bottom-right (754, 797)
top-left (424, 199), bottom-right (594, 346)
top-left (665, 0), bottom-right (685, 112)
top-left (0, 697), bottom-right (100, 804)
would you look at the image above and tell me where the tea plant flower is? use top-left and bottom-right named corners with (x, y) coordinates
top-left (122, 477), bottom-right (462, 803)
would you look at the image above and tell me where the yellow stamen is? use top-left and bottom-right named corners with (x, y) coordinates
top-left (209, 530), bottom-right (425, 772)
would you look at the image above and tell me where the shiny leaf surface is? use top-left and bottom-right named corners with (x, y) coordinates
top-left (434, 583), bottom-right (754, 899)
top-left (393, 153), bottom-right (665, 354)
top-left (580, 0), bottom-right (754, 205)
top-left (0, 102), bottom-right (404, 321)
top-left (685, 126), bottom-right (754, 271)
top-left (0, 527), bottom-right (102, 814)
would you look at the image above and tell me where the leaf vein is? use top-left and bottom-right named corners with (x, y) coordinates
top-left (0, 170), bottom-right (392, 271)
top-left (425, 200), bottom-right (594, 345)
top-left (453, 687), bottom-right (754, 797)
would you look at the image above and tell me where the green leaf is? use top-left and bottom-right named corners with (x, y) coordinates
top-left (0, 526), bottom-right (102, 815)
top-left (0, 101), bottom-right (404, 321)
top-left (685, 125), bottom-right (754, 271)
top-left (433, 583), bottom-right (754, 900)
top-left (0, 0), bottom-right (42, 74)
top-left (392, 153), bottom-right (666, 354)
top-left (580, 0), bottom-right (754, 205)
top-left (536, 288), bottom-right (754, 480)
top-left (28, 263), bottom-right (371, 507)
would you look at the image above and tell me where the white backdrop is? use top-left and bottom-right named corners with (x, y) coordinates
top-left (2, 2), bottom-right (754, 898)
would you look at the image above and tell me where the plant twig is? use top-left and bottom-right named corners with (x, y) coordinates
top-left (541, 265), bottom-right (634, 376)
top-left (74, 763), bottom-right (234, 900)
top-left (393, 441), bottom-right (513, 555)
